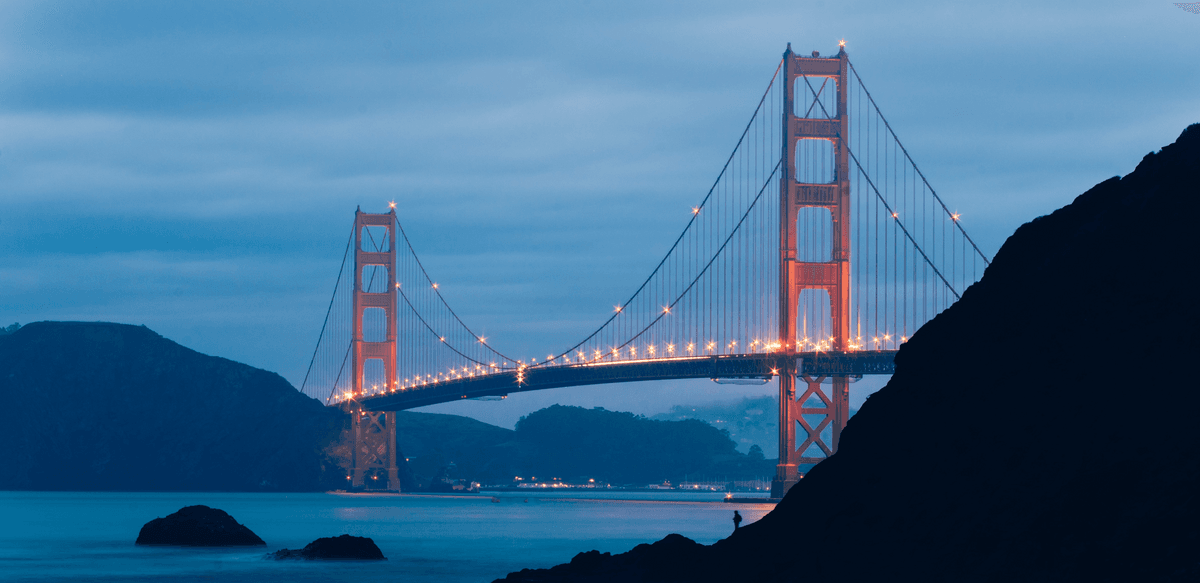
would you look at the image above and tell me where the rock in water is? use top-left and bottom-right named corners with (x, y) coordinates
top-left (136, 505), bottom-right (265, 546)
top-left (495, 125), bottom-right (1200, 582)
top-left (273, 534), bottom-right (386, 560)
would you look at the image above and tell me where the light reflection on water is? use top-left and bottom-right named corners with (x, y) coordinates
top-left (0, 491), bottom-right (774, 583)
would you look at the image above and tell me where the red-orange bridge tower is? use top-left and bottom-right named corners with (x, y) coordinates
top-left (301, 43), bottom-right (991, 498)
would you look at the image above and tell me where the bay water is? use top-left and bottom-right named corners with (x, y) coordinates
top-left (0, 491), bottom-right (774, 582)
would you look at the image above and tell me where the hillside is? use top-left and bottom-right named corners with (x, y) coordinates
top-left (395, 410), bottom-right (519, 484)
top-left (496, 125), bottom-right (1200, 582)
top-left (0, 321), bottom-right (773, 491)
top-left (0, 322), bottom-right (351, 491)
top-left (653, 396), bottom-right (778, 456)
top-left (398, 405), bottom-right (775, 486)
top-left (512, 405), bottom-right (775, 485)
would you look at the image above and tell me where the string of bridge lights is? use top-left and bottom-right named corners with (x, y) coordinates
top-left (317, 50), bottom-right (989, 406)
top-left (329, 322), bottom-right (911, 403)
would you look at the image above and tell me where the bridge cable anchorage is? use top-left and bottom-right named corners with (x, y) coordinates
top-left (797, 60), bottom-right (978, 301)
top-left (547, 58), bottom-right (785, 365)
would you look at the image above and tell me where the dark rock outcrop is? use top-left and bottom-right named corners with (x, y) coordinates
top-left (135, 505), bottom-right (265, 546)
top-left (496, 125), bottom-right (1200, 582)
top-left (272, 534), bottom-right (386, 560)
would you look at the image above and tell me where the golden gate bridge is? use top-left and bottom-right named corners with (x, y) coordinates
top-left (299, 43), bottom-right (990, 497)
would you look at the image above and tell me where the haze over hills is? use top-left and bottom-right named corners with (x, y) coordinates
top-left (653, 395), bottom-right (861, 458)
top-left (653, 396), bottom-right (778, 456)
top-left (496, 125), bottom-right (1200, 582)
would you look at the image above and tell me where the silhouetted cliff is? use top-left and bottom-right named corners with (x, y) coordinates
top-left (0, 322), bottom-right (350, 491)
top-left (497, 125), bottom-right (1200, 582)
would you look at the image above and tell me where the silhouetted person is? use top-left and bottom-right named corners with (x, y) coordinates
top-left (732, 510), bottom-right (742, 531)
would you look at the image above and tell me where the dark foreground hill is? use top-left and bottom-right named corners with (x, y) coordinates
top-left (0, 322), bottom-right (351, 491)
top-left (497, 125), bottom-right (1200, 582)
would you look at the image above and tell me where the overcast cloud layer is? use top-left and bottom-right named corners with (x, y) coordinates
top-left (2, 1), bottom-right (1196, 429)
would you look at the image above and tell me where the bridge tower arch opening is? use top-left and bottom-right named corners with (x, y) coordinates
top-left (774, 44), bottom-right (851, 498)
top-left (350, 208), bottom-right (401, 491)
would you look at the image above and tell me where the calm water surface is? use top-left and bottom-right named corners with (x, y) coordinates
top-left (0, 491), bottom-right (774, 583)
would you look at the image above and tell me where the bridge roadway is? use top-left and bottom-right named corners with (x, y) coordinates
top-left (359, 350), bottom-right (897, 411)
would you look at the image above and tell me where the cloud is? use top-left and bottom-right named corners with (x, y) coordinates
top-left (1, 0), bottom-right (1196, 423)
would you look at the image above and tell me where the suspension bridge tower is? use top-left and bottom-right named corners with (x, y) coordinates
top-left (349, 208), bottom-right (401, 491)
top-left (774, 43), bottom-right (852, 498)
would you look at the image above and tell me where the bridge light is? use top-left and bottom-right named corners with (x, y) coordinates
top-left (952, 213), bottom-right (961, 221)
top-left (662, 306), bottom-right (671, 314)
top-left (432, 283), bottom-right (439, 289)
top-left (388, 200), bottom-right (397, 209)
top-left (692, 207), bottom-right (700, 215)
top-left (479, 336), bottom-right (487, 344)
top-left (614, 305), bottom-right (623, 313)
top-left (440, 337), bottom-right (446, 342)
top-left (771, 368), bottom-right (779, 375)
top-left (838, 39), bottom-right (846, 48)
top-left (892, 212), bottom-right (898, 218)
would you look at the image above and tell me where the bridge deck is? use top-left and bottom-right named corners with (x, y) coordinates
top-left (357, 351), bottom-right (896, 411)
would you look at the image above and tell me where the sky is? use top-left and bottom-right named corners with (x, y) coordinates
top-left (1, 1), bottom-right (1196, 430)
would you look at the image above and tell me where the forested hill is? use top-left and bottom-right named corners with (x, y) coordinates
top-left (512, 405), bottom-right (773, 484)
top-left (0, 322), bottom-right (773, 491)
top-left (0, 321), bottom-right (351, 491)
top-left (398, 405), bottom-right (775, 486)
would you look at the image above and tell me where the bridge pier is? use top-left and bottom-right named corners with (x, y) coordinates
top-left (351, 409), bottom-right (401, 491)
top-left (773, 369), bottom-right (851, 498)
top-left (773, 360), bottom-right (800, 497)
